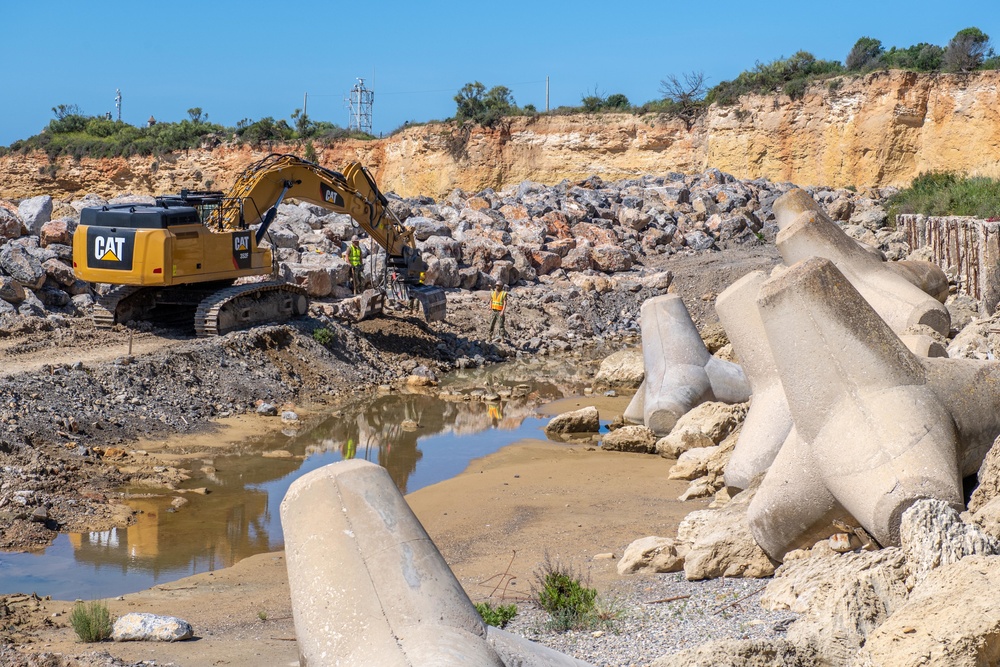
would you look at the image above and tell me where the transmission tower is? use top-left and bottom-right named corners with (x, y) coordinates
top-left (346, 78), bottom-right (374, 134)
top-left (115, 89), bottom-right (122, 121)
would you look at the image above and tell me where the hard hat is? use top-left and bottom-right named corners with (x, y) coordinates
top-left (351, 236), bottom-right (359, 242)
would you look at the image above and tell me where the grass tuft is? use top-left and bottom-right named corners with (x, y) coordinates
top-left (69, 600), bottom-right (113, 642)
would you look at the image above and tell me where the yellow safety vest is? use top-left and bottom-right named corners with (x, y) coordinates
top-left (491, 289), bottom-right (508, 311)
top-left (348, 244), bottom-right (362, 267)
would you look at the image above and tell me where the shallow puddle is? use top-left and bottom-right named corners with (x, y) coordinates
top-left (0, 356), bottom-right (608, 600)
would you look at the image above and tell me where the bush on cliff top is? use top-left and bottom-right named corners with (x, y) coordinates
top-left (887, 171), bottom-right (1000, 222)
top-left (6, 105), bottom-right (371, 159)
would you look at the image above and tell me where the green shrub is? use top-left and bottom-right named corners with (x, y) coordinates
top-left (706, 51), bottom-right (843, 106)
top-left (474, 601), bottom-right (518, 628)
top-left (312, 327), bottom-right (335, 346)
top-left (886, 171), bottom-right (1000, 223)
top-left (69, 600), bottom-right (113, 642)
top-left (533, 556), bottom-right (598, 632)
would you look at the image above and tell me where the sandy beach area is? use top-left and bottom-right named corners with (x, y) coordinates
top-left (11, 393), bottom-right (708, 666)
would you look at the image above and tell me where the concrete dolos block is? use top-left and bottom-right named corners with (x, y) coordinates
top-left (773, 189), bottom-right (950, 336)
top-left (280, 459), bottom-right (594, 667)
top-left (640, 295), bottom-right (750, 436)
top-left (746, 257), bottom-right (1000, 558)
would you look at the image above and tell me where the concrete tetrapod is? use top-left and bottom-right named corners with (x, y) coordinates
top-left (715, 271), bottom-right (793, 490)
top-left (640, 295), bottom-right (751, 436)
top-left (772, 189), bottom-right (950, 336)
top-left (280, 459), bottom-right (595, 667)
top-left (746, 257), bottom-right (1000, 559)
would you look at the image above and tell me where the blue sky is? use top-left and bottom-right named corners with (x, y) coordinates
top-left (1, 1), bottom-right (996, 147)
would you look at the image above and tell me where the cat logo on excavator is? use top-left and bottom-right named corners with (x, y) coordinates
top-left (86, 228), bottom-right (134, 270)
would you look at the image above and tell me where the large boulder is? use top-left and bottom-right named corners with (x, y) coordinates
top-left (544, 406), bottom-right (600, 435)
top-left (900, 497), bottom-right (1000, 587)
top-left (18, 195), bottom-right (52, 236)
top-left (651, 639), bottom-right (818, 667)
top-left (406, 216), bottom-right (452, 240)
top-left (591, 245), bottom-right (633, 273)
top-left (656, 402), bottom-right (747, 459)
top-left (600, 425), bottom-right (656, 453)
top-left (0, 207), bottom-right (24, 241)
top-left (0, 245), bottom-right (46, 290)
top-left (761, 549), bottom-right (909, 664)
top-left (39, 219), bottom-right (73, 247)
top-left (593, 348), bottom-right (644, 390)
top-left (854, 555), bottom-right (1000, 667)
top-left (0, 276), bottom-right (26, 304)
top-left (112, 613), bottom-right (193, 642)
top-left (617, 536), bottom-right (685, 575)
top-left (677, 483), bottom-right (777, 581)
top-left (968, 435), bottom-right (1000, 513)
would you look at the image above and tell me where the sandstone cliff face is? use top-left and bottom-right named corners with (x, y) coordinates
top-left (2, 70), bottom-right (999, 201)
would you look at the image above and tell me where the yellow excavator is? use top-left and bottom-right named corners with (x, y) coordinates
top-left (72, 154), bottom-right (446, 336)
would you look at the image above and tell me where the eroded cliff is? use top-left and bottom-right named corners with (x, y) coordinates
top-left (2, 70), bottom-right (999, 201)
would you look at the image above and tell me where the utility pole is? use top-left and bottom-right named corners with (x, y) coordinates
top-left (115, 88), bottom-right (122, 122)
top-left (545, 76), bottom-right (549, 112)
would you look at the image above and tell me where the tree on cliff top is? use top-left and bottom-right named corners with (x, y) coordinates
top-left (943, 27), bottom-right (993, 72)
top-left (453, 82), bottom-right (517, 127)
top-left (846, 37), bottom-right (884, 71)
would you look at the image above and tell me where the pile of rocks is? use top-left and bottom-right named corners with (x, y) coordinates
top-left (0, 170), bottom-right (903, 325)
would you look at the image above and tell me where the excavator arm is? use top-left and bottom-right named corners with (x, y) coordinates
top-left (210, 154), bottom-right (443, 319)
top-left (214, 154), bottom-right (417, 270)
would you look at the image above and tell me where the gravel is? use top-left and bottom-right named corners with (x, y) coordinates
top-left (504, 572), bottom-right (798, 666)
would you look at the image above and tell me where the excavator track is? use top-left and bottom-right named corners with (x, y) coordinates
top-left (92, 285), bottom-right (154, 329)
top-left (194, 281), bottom-right (308, 337)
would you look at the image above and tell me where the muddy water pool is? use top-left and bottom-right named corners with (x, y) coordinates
top-left (0, 356), bottom-right (611, 600)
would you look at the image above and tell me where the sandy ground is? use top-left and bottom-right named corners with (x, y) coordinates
top-left (11, 393), bottom-right (707, 666)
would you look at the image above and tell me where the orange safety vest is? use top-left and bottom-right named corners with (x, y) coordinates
top-left (347, 244), bottom-right (362, 266)
top-left (491, 289), bottom-right (508, 311)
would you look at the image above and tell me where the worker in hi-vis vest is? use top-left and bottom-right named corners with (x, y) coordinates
top-left (344, 236), bottom-right (364, 294)
top-left (488, 281), bottom-right (509, 342)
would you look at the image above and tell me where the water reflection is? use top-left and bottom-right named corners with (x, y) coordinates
top-left (0, 354), bottom-right (605, 600)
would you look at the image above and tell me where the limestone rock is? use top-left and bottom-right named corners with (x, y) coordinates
top-left (617, 536), bottom-right (686, 575)
top-left (969, 435), bottom-right (1000, 513)
top-left (651, 638), bottom-right (818, 667)
top-left (112, 612), bottom-right (193, 642)
top-left (673, 401), bottom-right (747, 443)
top-left (0, 276), bottom-right (26, 304)
top-left (668, 446), bottom-right (719, 481)
top-left (545, 406), bottom-right (600, 435)
top-left (600, 425), bottom-right (656, 453)
top-left (900, 497), bottom-right (1000, 587)
top-left (677, 484), bottom-right (777, 581)
top-left (593, 348), bottom-right (644, 390)
top-left (854, 555), bottom-right (1000, 667)
top-left (0, 207), bottom-right (24, 240)
top-left (0, 244), bottom-right (46, 290)
top-left (656, 430), bottom-right (714, 459)
top-left (18, 195), bottom-right (52, 236)
top-left (761, 549), bottom-right (908, 664)
top-left (39, 219), bottom-right (72, 247)
top-left (656, 402), bottom-right (746, 459)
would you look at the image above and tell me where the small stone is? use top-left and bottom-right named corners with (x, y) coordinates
top-left (263, 450), bottom-right (294, 458)
top-left (593, 552), bottom-right (616, 560)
